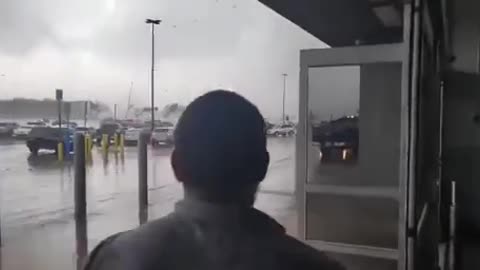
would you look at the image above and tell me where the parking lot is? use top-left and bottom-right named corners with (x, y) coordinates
top-left (0, 137), bottom-right (296, 270)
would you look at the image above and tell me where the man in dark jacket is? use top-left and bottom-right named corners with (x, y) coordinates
top-left (85, 90), bottom-right (344, 270)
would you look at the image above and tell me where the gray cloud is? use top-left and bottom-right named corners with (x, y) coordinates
top-left (0, 0), bottom-right (326, 121)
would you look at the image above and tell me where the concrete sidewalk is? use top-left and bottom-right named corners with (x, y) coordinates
top-left (0, 183), bottom-right (297, 270)
top-left (0, 138), bottom-right (296, 270)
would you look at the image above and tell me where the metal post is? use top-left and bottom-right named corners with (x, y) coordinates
top-left (282, 73), bottom-right (287, 125)
top-left (146, 18), bottom-right (161, 131)
top-left (138, 131), bottom-right (149, 224)
top-left (56, 89), bottom-right (63, 129)
top-left (449, 181), bottom-right (456, 270)
top-left (84, 101), bottom-right (88, 127)
top-left (58, 101), bottom-right (62, 129)
top-left (74, 133), bottom-right (88, 269)
top-left (114, 104), bottom-right (118, 122)
top-left (150, 24), bottom-right (155, 131)
top-left (65, 102), bottom-right (71, 129)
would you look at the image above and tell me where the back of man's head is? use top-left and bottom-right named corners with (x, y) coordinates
top-left (172, 90), bottom-right (269, 204)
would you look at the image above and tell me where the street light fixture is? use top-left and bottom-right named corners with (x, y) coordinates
top-left (145, 18), bottom-right (161, 131)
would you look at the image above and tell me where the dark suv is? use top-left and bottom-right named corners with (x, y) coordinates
top-left (26, 127), bottom-right (72, 155)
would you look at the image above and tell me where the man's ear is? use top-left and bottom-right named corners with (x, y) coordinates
top-left (171, 149), bottom-right (186, 183)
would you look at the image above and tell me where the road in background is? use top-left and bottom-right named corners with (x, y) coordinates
top-left (0, 137), bottom-right (296, 270)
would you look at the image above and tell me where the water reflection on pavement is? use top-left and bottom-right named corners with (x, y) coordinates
top-left (0, 137), bottom-right (296, 270)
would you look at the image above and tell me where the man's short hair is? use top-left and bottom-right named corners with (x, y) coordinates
top-left (173, 90), bottom-right (267, 197)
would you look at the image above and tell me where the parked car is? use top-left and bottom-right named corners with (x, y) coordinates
top-left (51, 120), bottom-right (78, 129)
top-left (267, 124), bottom-right (296, 137)
top-left (26, 127), bottom-right (73, 155)
top-left (151, 127), bottom-right (174, 145)
top-left (124, 128), bottom-right (144, 146)
top-left (75, 126), bottom-right (95, 135)
top-left (13, 121), bottom-right (47, 139)
top-left (0, 122), bottom-right (18, 137)
top-left (13, 126), bottom-right (31, 139)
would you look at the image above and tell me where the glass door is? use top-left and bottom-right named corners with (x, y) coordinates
top-left (296, 44), bottom-right (409, 270)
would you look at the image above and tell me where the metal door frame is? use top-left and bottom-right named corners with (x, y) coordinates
top-left (296, 27), bottom-right (412, 270)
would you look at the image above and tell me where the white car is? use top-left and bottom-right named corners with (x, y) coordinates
top-left (0, 122), bottom-right (17, 137)
top-left (151, 127), bottom-right (174, 145)
top-left (13, 126), bottom-right (33, 139)
top-left (13, 121), bottom-right (47, 139)
top-left (124, 128), bottom-right (143, 145)
top-left (267, 124), bottom-right (296, 137)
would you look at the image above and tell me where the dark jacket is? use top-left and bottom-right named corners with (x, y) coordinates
top-left (85, 199), bottom-right (345, 270)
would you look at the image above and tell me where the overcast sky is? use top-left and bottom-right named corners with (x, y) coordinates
top-left (0, 0), bottom-right (327, 120)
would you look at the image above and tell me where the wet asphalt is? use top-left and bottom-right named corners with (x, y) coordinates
top-left (0, 137), bottom-right (296, 270)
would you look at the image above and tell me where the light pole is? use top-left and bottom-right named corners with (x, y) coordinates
top-left (113, 104), bottom-right (118, 122)
top-left (56, 89), bottom-right (63, 129)
top-left (282, 73), bottom-right (288, 125)
top-left (145, 18), bottom-right (161, 131)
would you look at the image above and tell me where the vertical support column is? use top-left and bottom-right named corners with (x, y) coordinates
top-left (74, 133), bottom-right (88, 269)
top-left (138, 132), bottom-right (149, 224)
top-left (404, 1), bottom-right (420, 269)
top-left (449, 181), bottom-right (456, 270)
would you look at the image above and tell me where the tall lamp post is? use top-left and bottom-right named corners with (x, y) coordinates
top-left (282, 73), bottom-right (288, 125)
top-left (56, 89), bottom-right (63, 129)
top-left (145, 18), bottom-right (161, 131)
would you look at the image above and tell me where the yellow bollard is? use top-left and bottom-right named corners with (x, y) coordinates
top-left (57, 142), bottom-right (64, 162)
top-left (84, 134), bottom-right (92, 159)
top-left (119, 134), bottom-right (125, 152)
top-left (101, 134), bottom-right (109, 154)
top-left (113, 133), bottom-right (119, 152)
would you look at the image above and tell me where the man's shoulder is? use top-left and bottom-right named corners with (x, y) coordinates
top-left (276, 235), bottom-right (346, 270)
top-left (85, 214), bottom-right (186, 270)
top-left (114, 213), bottom-right (184, 247)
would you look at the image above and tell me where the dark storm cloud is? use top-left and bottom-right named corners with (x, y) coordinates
top-left (0, 0), bottom-right (257, 61)
top-left (0, 0), bottom-right (327, 120)
top-left (0, 0), bottom-right (53, 54)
